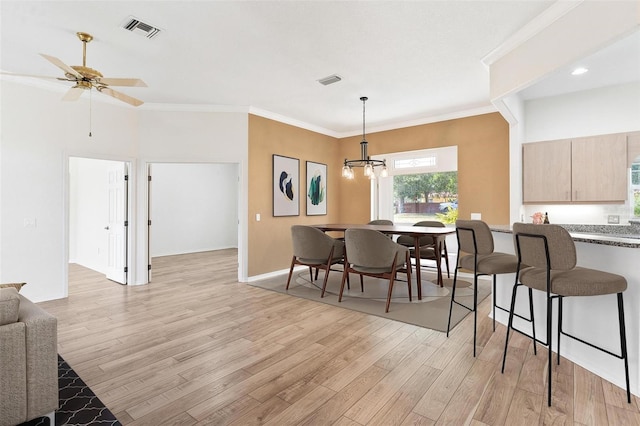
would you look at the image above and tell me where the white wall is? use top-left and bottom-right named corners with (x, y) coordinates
top-left (521, 82), bottom-right (640, 225)
top-left (151, 163), bottom-right (238, 257)
top-left (524, 82), bottom-right (640, 142)
top-left (0, 80), bottom-right (249, 302)
top-left (0, 81), bottom-right (138, 302)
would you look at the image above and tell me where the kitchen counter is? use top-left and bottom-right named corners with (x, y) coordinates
top-left (488, 226), bottom-right (639, 398)
top-left (490, 224), bottom-right (640, 248)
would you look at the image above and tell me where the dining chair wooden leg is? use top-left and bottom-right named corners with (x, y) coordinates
top-left (443, 242), bottom-right (450, 278)
top-left (286, 257), bottom-right (296, 290)
top-left (338, 266), bottom-right (349, 302)
top-left (386, 274), bottom-right (396, 313)
top-left (320, 264), bottom-right (331, 298)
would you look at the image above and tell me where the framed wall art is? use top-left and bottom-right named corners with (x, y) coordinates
top-left (306, 161), bottom-right (327, 215)
top-left (273, 154), bottom-right (300, 216)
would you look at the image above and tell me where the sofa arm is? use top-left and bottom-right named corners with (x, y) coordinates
top-left (18, 295), bottom-right (58, 422)
top-left (0, 321), bottom-right (28, 426)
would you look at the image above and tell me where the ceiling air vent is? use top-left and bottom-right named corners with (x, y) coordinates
top-left (318, 74), bottom-right (342, 86)
top-left (121, 16), bottom-right (161, 39)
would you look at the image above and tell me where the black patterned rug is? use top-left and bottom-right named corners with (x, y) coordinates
top-left (18, 355), bottom-right (120, 426)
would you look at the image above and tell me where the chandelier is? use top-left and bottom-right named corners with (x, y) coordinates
top-left (341, 97), bottom-right (388, 179)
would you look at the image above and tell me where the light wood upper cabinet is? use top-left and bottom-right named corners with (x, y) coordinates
top-left (523, 133), bottom-right (628, 203)
top-left (627, 131), bottom-right (640, 166)
top-left (571, 134), bottom-right (627, 202)
top-left (523, 139), bottom-right (572, 203)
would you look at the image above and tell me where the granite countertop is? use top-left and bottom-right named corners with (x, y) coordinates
top-left (490, 224), bottom-right (640, 248)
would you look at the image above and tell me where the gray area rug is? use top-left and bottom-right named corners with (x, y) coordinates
top-left (250, 269), bottom-right (491, 332)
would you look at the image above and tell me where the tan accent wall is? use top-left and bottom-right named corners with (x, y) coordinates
top-left (338, 112), bottom-right (510, 226)
top-left (248, 112), bottom-right (510, 277)
top-left (248, 115), bottom-right (341, 277)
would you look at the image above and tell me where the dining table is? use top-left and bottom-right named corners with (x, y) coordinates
top-left (312, 223), bottom-right (455, 300)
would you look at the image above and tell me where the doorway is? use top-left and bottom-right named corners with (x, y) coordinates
top-left (146, 162), bottom-right (239, 282)
top-left (68, 157), bottom-right (129, 284)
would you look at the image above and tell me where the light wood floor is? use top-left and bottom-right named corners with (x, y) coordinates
top-left (38, 250), bottom-right (639, 425)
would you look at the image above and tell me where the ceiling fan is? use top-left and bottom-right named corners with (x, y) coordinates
top-left (7, 31), bottom-right (146, 107)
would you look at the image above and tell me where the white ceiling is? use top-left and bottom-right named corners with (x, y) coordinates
top-left (1, 1), bottom-right (637, 136)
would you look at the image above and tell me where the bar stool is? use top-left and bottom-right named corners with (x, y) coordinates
top-left (447, 220), bottom-right (532, 357)
top-left (502, 223), bottom-right (630, 406)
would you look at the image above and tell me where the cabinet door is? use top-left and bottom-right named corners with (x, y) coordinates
top-left (627, 131), bottom-right (640, 166)
top-left (523, 139), bottom-right (572, 203)
top-left (572, 134), bottom-right (627, 202)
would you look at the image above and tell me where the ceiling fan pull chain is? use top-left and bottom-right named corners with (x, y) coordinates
top-left (88, 89), bottom-right (92, 137)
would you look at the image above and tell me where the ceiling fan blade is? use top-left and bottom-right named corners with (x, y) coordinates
top-left (0, 71), bottom-right (76, 82)
top-left (98, 87), bottom-right (144, 107)
top-left (98, 77), bottom-right (147, 87)
top-left (39, 53), bottom-right (82, 79)
top-left (62, 86), bottom-right (85, 101)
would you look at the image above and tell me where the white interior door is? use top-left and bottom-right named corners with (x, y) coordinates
top-left (106, 162), bottom-right (128, 284)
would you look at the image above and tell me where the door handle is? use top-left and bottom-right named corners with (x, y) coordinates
top-left (104, 226), bottom-right (110, 230)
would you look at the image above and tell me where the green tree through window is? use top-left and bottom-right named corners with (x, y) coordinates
top-left (632, 163), bottom-right (640, 216)
top-left (393, 171), bottom-right (457, 221)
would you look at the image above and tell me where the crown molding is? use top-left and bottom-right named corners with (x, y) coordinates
top-left (336, 104), bottom-right (498, 138)
top-left (141, 103), bottom-right (249, 113)
top-left (248, 106), bottom-right (340, 138)
top-left (481, 1), bottom-right (582, 68)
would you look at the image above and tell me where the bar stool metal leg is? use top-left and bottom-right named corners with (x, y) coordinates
top-left (501, 281), bottom-right (520, 373)
top-left (546, 294), bottom-right (554, 406)
top-left (618, 293), bottom-right (631, 404)
top-left (446, 260), bottom-right (459, 338)
top-left (557, 296), bottom-right (563, 365)
top-left (473, 272), bottom-right (478, 357)
top-left (492, 275), bottom-right (496, 332)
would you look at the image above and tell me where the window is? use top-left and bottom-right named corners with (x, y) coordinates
top-left (632, 162), bottom-right (640, 217)
top-left (394, 156), bottom-right (436, 169)
top-left (393, 171), bottom-right (457, 223)
top-left (372, 146), bottom-right (458, 224)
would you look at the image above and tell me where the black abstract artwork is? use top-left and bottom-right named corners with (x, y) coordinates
top-left (279, 171), bottom-right (295, 201)
top-left (273, 155), bottom-right (299, 216)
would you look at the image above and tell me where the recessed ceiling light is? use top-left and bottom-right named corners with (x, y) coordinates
top-left (571, 67), bottom-right (589, 76)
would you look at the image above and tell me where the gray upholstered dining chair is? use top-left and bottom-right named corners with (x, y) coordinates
top-left (502, 223), bottom-right (630, 406)
top-left (446, 219), bottom-right (528, 357)
top-left (286, 225), bottom-right (345, 298)
top-left (339, 228), bottom-right (412, 313)
top-left (397, 220), bottom-right (450, 278)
